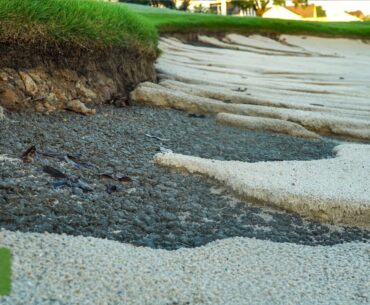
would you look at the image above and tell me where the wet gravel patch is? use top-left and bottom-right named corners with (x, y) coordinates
top-left (1, 105), bottom-right (369, 250)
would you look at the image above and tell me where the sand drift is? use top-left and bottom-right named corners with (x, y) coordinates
top-left (131, 34), bottom-right (370, 140)
top-left (155, 144), bottom-right (370, 228)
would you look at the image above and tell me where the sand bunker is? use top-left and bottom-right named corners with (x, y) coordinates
top-left (2, 34), bottom-right (370, 304)
top-left (1, 230), bottom-right (369, 305)
top-left (154, 144), bottom-right (370, 227)
top-left (131, 35), bottom-right (370, 140)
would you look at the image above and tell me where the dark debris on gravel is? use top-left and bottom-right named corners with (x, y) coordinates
top-left (0, 105), bottom-right (369, 250)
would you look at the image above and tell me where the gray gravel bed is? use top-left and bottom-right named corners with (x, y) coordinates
top-left (0, 105), bottom-right (369, 250)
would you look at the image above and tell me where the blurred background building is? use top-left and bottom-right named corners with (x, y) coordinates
top-left (117, 0), bottom-right (370, 21)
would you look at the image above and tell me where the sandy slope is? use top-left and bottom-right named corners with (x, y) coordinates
top-left (131, 34), bottom-right (370, 140)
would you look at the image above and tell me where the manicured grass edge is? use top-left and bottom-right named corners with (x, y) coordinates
top-left (126, 4), bottom-right (370, 40)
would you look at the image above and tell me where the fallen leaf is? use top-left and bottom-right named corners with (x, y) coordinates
top-left (117, 175), bottom-right (132, 184)
top-left (43, 166), bottom-right (67, 179)
top-left (21, 145), bottom-right (36, 163)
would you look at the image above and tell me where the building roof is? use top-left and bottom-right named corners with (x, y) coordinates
top-left (263, 5), bottom-right (303, 20)
top-left (286, 4), bottom-right (316, 18)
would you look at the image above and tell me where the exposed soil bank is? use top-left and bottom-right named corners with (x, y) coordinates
top-left (0, 46), bottom-right (156, 114)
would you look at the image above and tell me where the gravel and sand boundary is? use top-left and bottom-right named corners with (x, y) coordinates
top-left (155, 144), bottom-right (370, 227)
top-left (3, 106), bottom-right (367, 250)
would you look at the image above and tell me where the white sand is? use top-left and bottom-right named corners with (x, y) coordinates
top-left (224, 34), bottom-right (310, 54)
top-left (280, 35), bottom-right (370, 58)
top-left (154, 144), bottom-right (370, 227)
top-left (160, 79), bottom-right (325, 111)
top-left (159, 79), bottom-right (370, 118)
top-left (158, 37), bottom-right (370, 105)
top-left (1, 230), bottom-right (369, 305)
top-left (216, 112), bottom-right (319, 139)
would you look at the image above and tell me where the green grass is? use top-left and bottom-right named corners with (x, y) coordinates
top-left (0, 248), bottom-right (11, 296)
top-left (126, 3), bottom-right (370, 40)
top-left (0, 0), bottom-right (158, 56)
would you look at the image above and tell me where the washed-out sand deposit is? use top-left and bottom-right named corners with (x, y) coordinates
top-left (1, 230), bottom-right (369, 305)
top-left (131, 34), bottom-right (370, 140)
top-left (155, 144), bottom-right (370, 227)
